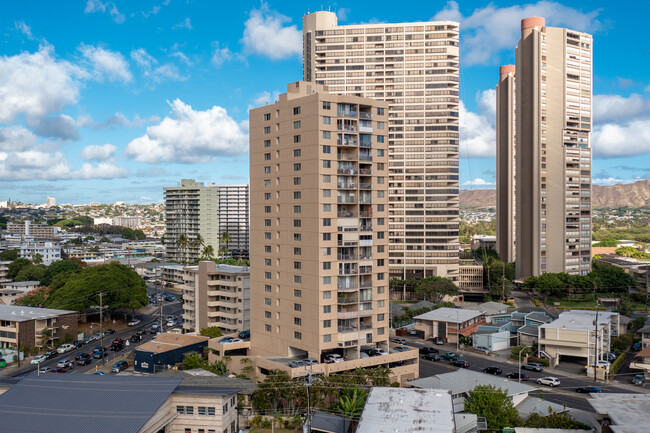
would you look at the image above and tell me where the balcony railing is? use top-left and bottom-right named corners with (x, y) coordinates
top-left (337, 211), bottom-right (356, 218)
top-left (337, 196), bottom-right (356, 204)
top-left (337, 182), bottom-right (356, 189)
top-left (359, 112), bottom-right (372, 119)
top-left (337, 168), bottom-right (358, 175)
top-left (359, 266), bottom-right (373, 274)
top-left (337, 139), bottom-right (358, 146)
top-left (359, 155), bottom-right (373, 161)
top-left (359, 197), bottom-right (372, 204)
top-left (338, 296), bottom-right (358, 304)
top-left (359, 211), bottom-right (373, 218)
top-left (337, 254), bottom-right (356, 261)
top-left (338, 240), bottom-right (358, 246)
top-left (338, 285), bottom-right (358, 291)
top-left (359, 255), bottom-right (373, 260)
top-left (338, 111), bottom-right (358, 118)
top-left (359, 141), bottom-right (373, 147)
top-left (337, 125), bottom-right (358, 132)
top-left (360, 225), bottom-right (373, 232)
top-left (339, 268), bottom-right (357, 275)
top-left (359, 183), bottom-right (372, 189)
top-left (338, 154), bottom-right (356, 161)
top-left (359, 168), bottom-right (372, 175)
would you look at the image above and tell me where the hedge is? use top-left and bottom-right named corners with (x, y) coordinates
top-left (527, 356), bottom-right (549, 367)
top-left (609, 351), bottom-right (628, 376)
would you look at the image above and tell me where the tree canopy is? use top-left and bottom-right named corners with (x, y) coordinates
top-left (464, 385), bottom-right (521, 429)
top-left (39, 260), bottom-right (83, 286)
top-left (415, 276), bottom-right (457, 303)
top-left (0, 249), bottom-right (18, 261)
top-left (200, 327), bottom-right (223, 338)
top-left (7, 258), bottom-right (32, 280)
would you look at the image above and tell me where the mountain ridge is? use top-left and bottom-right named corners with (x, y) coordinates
top-left (460, 180), bottom-right (650, 209)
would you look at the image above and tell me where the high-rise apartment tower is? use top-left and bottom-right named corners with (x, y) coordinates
top-left (303, 12), bottom-right (461, 290)
top-left (250, 81), bottom-right (391, 360)
top-left (497, 17), bottom-right (592, 278)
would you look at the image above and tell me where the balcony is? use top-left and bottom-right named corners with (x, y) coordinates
top-left (337, 139), bottom-right (358, 146)
top-left (337, 168), bottom-right (358, 175)
top-left (359, 112), bottom-right (372, 119)
top-left (360, 225), bottom-right (373, 232)
top-left (337, 111), bottom-right (358, 118)
top-left (338, 285), bottom-right (358, 292)
top-left (337, 211), bottom-right (357, 218)
top-left (337, 182), bottom-right (356, 189)
top-left (359, 168), bottom-right (372, 175)
top-left (338, 153), bottom-right (356, 161)
top-left (359, 126), bottom-right (373, 133)
top-left (338, 295), bottom-right (358, 304)
top-left (337, 254), bottom-right (357, 261)
top-left (359, 155), bottom-right (373, 161)
top-left (359, 266), bottom-right (373, 274)
top-left (338, 310), bottom-right (360, 319)
top-left (339, 268), bottom-right (358, 275)
top-left (359, 183), bottom-right (372, 189)
top-left (359, 197), bottom-right (372, 204)
top-left (337, 196), bottom-right (356, 204)
top-left (337, 125), bottom-right (358, 132)
top-left (359, 140), bottom-right (373, 148)
top-left (338, 240), bottom-right (358, 247)
top-left (338, 326), bottom-right (358, 333)
top-left (359, 211), bottom-right (373, 218)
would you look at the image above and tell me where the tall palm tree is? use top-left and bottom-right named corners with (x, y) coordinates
top-left (201, 245), bottom-right (215, 260)
top-left (219, 231), bottom-right (231, 259)
top-left (176, 234), bottom-right (188, 263)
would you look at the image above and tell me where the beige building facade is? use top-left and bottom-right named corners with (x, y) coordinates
top-left (182, 261), bottom-right (250, 335)
top-left (302, 12), bottom-right (461, 287)
top-left (499, 17), bottom-right (593, 279)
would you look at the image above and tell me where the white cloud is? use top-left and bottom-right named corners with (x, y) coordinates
top-left (242, 3), bottom-right (302, 60)
top-left (74, 162), bottom-right (128, 179)
top-left (211, 43), bottom-right (233, 67)
top-left (592, 119), bottom-right (650, 158)
top-left (0, 126), bottom-right (37, 151)
top-left (80, 143), bottom-right (117, 161)
top-left (29, 114), bottom-right (79, 140)
top-left (592, 177), bottom-right (638, 186)
top-left (78, 112), bottom-right (161, 129)
top-left (645, 84), bottom-right (650, 92)
top-left (0, 47), bottom-right (85, 129)
top-left (15, 21), bottom-right (34, 39)
top-left (251, 90), bottom-right (280, 107)
top-left (433, 1), bottom-right (601, 65)
top-left (463, 178), bottom-right (495, 187)
top-left (130, 48), bottom-right (187, 84)
top-left (79, 44), bottom-right (132, 83)
top-left (593, 94), bottom-right (650, 123)
top-left (336, 8), bottom-right (350, 21)
top-left (171, 51), bottom-right (193, 66)
top-left (84, 0), bottom-right (125, 24)
top-left (125, 99), bottom-right (248, 163)
top-left (459, 89), bottom-right (497, 158)
top-left (173, 17), bottom-right (193, 30)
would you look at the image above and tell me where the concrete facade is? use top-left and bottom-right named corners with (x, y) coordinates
top-left (0, 305), bottom-right (78, 350)
top-left (303, 12), bottom-right (461, 286)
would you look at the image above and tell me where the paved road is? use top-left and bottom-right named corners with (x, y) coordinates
top-left (512, 291), bottom-right (535, 309)
top-left (3, 300), bottom-right (182, 378)
top-left (411, 338), bottom-right (646, 413)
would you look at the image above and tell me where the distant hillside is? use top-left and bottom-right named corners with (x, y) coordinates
top-left (460, 180), bottom-right (650, 209)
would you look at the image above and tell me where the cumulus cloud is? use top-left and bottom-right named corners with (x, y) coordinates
top-left (433, 1), bottom-right (601, 65)
top-left (211, 42), bottom-right (244, 67)
top-left (592, 119), bottom-right (650, 158)
top-left (242, 3), bottom-right (302, 60)
top-left (463, 178), bottom-right (495, 187)
top-left (29, 114), bottom-right (79, 140)
top-left (173, 17), bottom-right (193, 30)
top-left (84, 0), bottom-right (125, 24)
top-left (78, 112), bottom-right (161, 129)
top-left (130, 48), bottom-right (187, 84)
top-left (251, 90), bottom-right (280, 108)
top-left (459, 89), bottom-right (497, 158)
top-left (79, 44), bottom-right (132, 83)
top-left (80, 143), bottom-right (117, 161)
top-left (593, 94), bottom-right (650, 123)
top-left (15, 21), bottom-right (34, 39)
top-left (0, 126), bottom-right (37, 151)
top-left (74, 162), bottom-right (128, 179)
top-left (125, 99), bottom-right (248, 163)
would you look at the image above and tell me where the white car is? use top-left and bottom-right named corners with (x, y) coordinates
top-left (224, 338), bottom-right (242, 343)
top-left (56, 359), bottom-right (74, 369)
top-left (57, 344), bottom-right (74, 354)
top-left (167, 320), bottom-right (176, 327)
top-left (327, 354), bottom-right (344, 363)
top-left (128, 319), bottom-right (141, 326)
top-left (537, 376), bottom-right (560, 387)
top-left (31, 355), bottom-right (48, 364)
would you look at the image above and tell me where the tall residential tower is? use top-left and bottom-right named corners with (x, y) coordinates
top-left (497, 17), bottom-right (592, 279)
top-left (303, 12), bottom-right (461, 290)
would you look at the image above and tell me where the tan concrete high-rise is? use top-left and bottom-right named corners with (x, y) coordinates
top-left (302, 12), bottom-right (461, 291)
top-left (498, 17), bottom-right (593, 279)
top-left (496, 65), bottom-right (516, 264)
top-left (250, 81), bottom-right (392, 361)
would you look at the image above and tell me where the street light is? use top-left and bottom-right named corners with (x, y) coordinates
top-left (518, 348), bottom-right (524, 384)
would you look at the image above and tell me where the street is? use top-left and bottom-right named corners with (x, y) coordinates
top-left (3, 298), bottom-right (182, 378)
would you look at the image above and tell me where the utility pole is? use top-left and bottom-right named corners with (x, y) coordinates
top-left (303, 365), bottom-right (314, 433)
top-left (100, 292), bottom-right (105, 365)
top-left (502, 263), bottom-right (506, 302)
top-left (159, 251), bottom-right (165, 333)
top-left (593, 307), bottom-right (598, 383)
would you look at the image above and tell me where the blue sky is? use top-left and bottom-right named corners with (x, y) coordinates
top-left (1, 0), bottom-right (649, 204)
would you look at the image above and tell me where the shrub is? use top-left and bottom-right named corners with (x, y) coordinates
top-left (528, 356), bottom-right (549, 366)
top-left (390, 381), bottom-right (401, 387)
top-left (611, 335), bottom-right (633, 353)
top-left (533, 299), bottom-right (540, 306)
top-left (609, 352), bottom-right (628, 375)
top-left (249, 415), bottom-right (263, 428)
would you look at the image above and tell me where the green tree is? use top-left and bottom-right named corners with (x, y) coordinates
top-left (199, 326), bottom-right (223, 338)
top-left (336, 388), bottom-right (367, 419)
top-left (201, 245), bottom-right (215, 260)
top-left (176, 234), bottom-right (189, 263)
top-left (46, 263), bottom-right (148, 312)
top-left (7, 258), bottom-right (32, 279)
top-left (591, 261), bottom-right (636, 293)
top-left (415, 276), bottom-right (457, 303)
top-left (219, 231), bottom-right (231, 258)
top-left (0, 249), bottom-right (18, 261)
top-left (593, 239), bottom-right (618, 247)
top-left (14, 264), bottom-right (47, 282)
top-left (464, 385), bottom-right (521, 429)
top-left (40, 260), bottom-right (83, 287)
top-left (524, 409), bottom-right (589, 429)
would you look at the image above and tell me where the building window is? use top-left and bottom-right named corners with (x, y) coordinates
top-left (323, 262), bottom-right (331, 270)
top-left (265, 324), bottom-right (271, 332)
top-left (265, 311), bottom-right (271, 319)
top-left (293, 261), bottom-right (301, 270)
top-left (264, 271), bottom-right (271, 279)
top-left (294, 317), bottom-right (302, 326)
top-left (323, 160), bottom-right (331, 168)
top-left (323, 116), bottom-right (331, 124)
top-left (323, 305), bottom-right (331, 313)
top-left (377, 232), bottom-right (385, 239)
top-left (294, 163), bottom-right (301, 171)
top-left (293, 135), bottom-right (301, 143)
top-left (378, 327), bottom-right (385, 335)
top-left (294, 234), bottom-right (301, 241)
top-left (322, 145), bottom-right (331, 153)
top-left (323, 101), bottom-right (331, 110)
top-left (294, 205), bottom-right (301, 214)
top-left (377, 121), bottom-right (385, 129)
top-left (264, 219), bottom-right (271, 227)
top-left (294, 191), bottom-right (301, 199)
top-left (264, 139), bottom-right (271, 147)
top-left (223, 403), bottom-right (228, 414)
top-left (294, 275), bottom-right (302, 283)
top-left (264, 166), bottom-right (271, 174)
top-left (264, 258), bottom-right (271, 266)
top-left (294, 289), bottom-right (302, 297)
top-left (323, 189), bottom-right (331, 197)
top-left (293, 106), bottom-right (301, 115)
top-left (323, 291), bottom-right (331, 299)
top-left (264, 113), bottom-right (271, 121)
top-left (293, 149), bottom-right (301, 157)
top-left (264, 206), bottom-right (271, 214)
top-left (323, 334), bottom-right (331, 342)
top-left (264, 193), bottom-right (271, 200)
top-left (323, 276), bottom-right (331, 284)
top-left (294, 247), bottom-right (301, 255)
top-left (323, 319), bottom-right (331, 328)
top-left (323, 218), bottom-right (331, 226)
top-left (294, 303), bottom-right (302, 312)
top-left (377, 273), bottom-right (385, 280)
top-left (377, 135), bottom-right (385, 143)
top-left (323, 233), bottom-right (331, 241)
top-left (293, 219), bottom-right (301, 227)
top-left (377, 314), bottom-right (385, 321)
top-left (264, 232), bottom-right (271, 240)
top-left (323, 204), bottom-right (331, 212)
top-left (265, 285), bottom-right (271, 292)
top-left (377, 149), bottom-right (384, 157)
top-left (294, 121), bottom-right (301, 129)
top-left (294, 331), bottom-right (302, 340)
top-left (264, 126), bottom-right (271, 134)
top-left (323, 174), bottom-right (331, 182)
top-left (377, 107), bottom-right (384, 115)
top-left (265, 298), bottom-right (271, 305)
top-left (264, 153), bottom-right (271, 161)
top-left (294, 177), bottom-right (301, 185)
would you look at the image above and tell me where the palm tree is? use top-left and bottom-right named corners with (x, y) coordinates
top-left (176, 234), bottom-right (189, 263)
top-left (201, 245), bottom-right (215, 260)
top-left (219, 231), bottom-right (231, 259)
top-left (32, 253), bottom-right (43, 265)
top-left (193, 234), bottom-right (205, 250)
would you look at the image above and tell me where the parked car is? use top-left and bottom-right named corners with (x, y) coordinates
top-left (127, 319), bottom-right (141, 326)
top-left (56, 359), bottom-right (74, 369)
top-left (218, 336), bottom-right (235, 343)
top-left (149, 327), bottom-right (158, 334)
top-left (0, 358), bottom-right (5, 368)
top-left (31, 355), bottom-right (48, 365)
top-left (72, 340), bottom-right (84, 349)
top-left (506, 372), bottom-right (530, 381)
top-left (474, 346), bottom-right (491, 354)
top-left (421, 353), bottom-right (440, 361)
top-left (632, 342), bottom-right (642, 351)
top-left (57, 344), bottom-right (74, 354)
top-left (483, 366), bottom-right (502, 375)
top-left (632, 374), bottom-right (646, 385)
top-left (369, 348), bottom-right (388, 356)
top-left (606, 352), bottom-right (617, 362)
top-left (166, 320), bottom-right (176, 327)
top-left (45, 350), bottom-right (58, 359)
top-left (433, 337), bottom-right (444, 345)
top-left (91, 370), bottom-right (107, 375)
top-left (38, 366), bottom-right (52, 373)
top-left (288, 360), bottom-right (306, 368)
top-left (238, 330), bottom-right (250, 339)
top-left (52, 367), bottom-right (69, 373)
top-left (391, 338), bottom-right (407, 345)
top-left (576, 386), bottom-right (602, 393)
top-left (408, 329), bottom-right (417, 335)
top-left (224, 338), bottom-right (242, 344)
top-left (536, 377), bottom-right (560, 387)
top-left (110, 342), bottom-right (124, 351)
top-left (393, 346), bottom-right (410, 352)
top-left (419, 347), bottom-right (439, 355)
top-left (104, 329), bottom-right (115, 335)
top-left (521, 362), bottom-right (544, 372)
top-left (322, 353), bottom-right (344, 363)
top-left (450, 359), bottom-right (470, 368)
top-left (111, 360), bottom-right (128, 373)
top-left (129, 335), bottom-right (142, 343)
top-left (302, 358), bottom-right (319, 365)
top-left (441, 352), bottom-right (459, 360)
top-left (93, 350), bottom-right (108, 359)
top-left (77, 357), bottom-right (92, 366)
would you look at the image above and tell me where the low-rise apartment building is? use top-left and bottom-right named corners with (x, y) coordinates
top-left (538, 309), bottom-right (619, 366)
top-left (0, 281), bottom-right (40, 305)
top-left (20, 241), bottom-right (61, 265)
top-left (182, 261), bottom-right (250, 335)
top-left (414, 307), bottom-right (486, 344)
top-left (458, 259), bottom-right (485, 294)
top-left (0, 305), bottom-right (78, 350)
top-left (6, 221), bottom-right (59, 238)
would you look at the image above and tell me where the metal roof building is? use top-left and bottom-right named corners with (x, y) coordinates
top-left (0, 374), bottom-right (182, 433)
